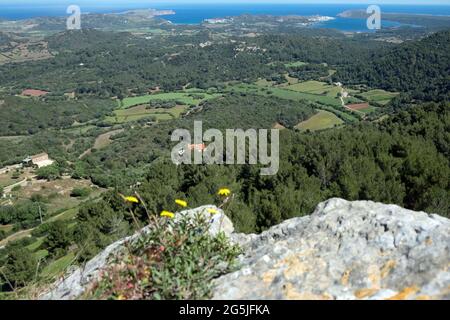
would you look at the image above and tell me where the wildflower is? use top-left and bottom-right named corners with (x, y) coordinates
top-left (175, 199), bottom-right (188, 208)
top-left (160, 210), bottom-right (175, 219)
top-left (207, 208), bottom-right (219, 215)
top-left (117, 295), bottom-right (126, 300)
top-left (217, 188), bottom-right (231, 197)
top-left (120, 194), bottom-right (139, 204)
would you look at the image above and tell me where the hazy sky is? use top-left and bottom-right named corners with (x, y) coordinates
top-left (2, 0), bottom-right (450, 5)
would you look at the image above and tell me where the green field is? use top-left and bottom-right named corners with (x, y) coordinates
top-left (285, 80), bottom-right (341, 97)
top-left (360, 90), bottom-right (399, 105)
top-left (120, 91), bottom-right (220, 109)
top-left (296, 110), bottom-right (344, 132)
top-left (227, 83), bottom-right (342, 107)
top-left (106, 104), bottom-right (188, 124)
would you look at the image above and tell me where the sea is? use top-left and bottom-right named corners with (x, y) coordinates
top-left (1, 2), bottom-right (450, 31)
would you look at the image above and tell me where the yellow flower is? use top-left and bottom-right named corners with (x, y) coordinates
top-left (207, 208), bottom-right (219, 215)
top-left (125, 196), bottom-right (139, 204)
top-left (160, 210), bottom-right (175, 219)
top-left (217, 188), bottom-right (231, 197)
top-left (175, 199), bottom-right (188, 208)
top-left (117, 295), bottom-right (126, 300)
top-left (120, 194), bottom-right (139, 204)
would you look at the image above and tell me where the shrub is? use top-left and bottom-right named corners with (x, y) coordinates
top-left (70, 187), bottom-right (91, 198)
top-left (36, 164), bottom-right (61, 181)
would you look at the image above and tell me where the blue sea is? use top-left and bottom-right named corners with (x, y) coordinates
top-left (1, 2), bottom-right (450, 31)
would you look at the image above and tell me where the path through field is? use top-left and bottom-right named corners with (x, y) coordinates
top-left (79, 129), bottom-right (124, 159)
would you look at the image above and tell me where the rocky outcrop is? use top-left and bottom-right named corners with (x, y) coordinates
top-left (213, 198), bottom-right (450, 300)
top-left (43, 199), bottom-right (450, 300)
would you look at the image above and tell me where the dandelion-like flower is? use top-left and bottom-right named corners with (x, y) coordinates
top-left (160, 210), bottom-right (175, 219)
top-left (175, 199), bottom-right (188, 208)
top-left (217, 188), bottom-right (231, 197)
top-left (120, 194), bottom-right (139, 204)
top-left (207, 208), bottom-right (219, 215)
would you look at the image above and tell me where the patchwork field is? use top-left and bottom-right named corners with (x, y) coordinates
top-left (360, 90), bottom-right (399, 105)
top-left (295, 110), bottom-right (344, 132)
top-left (120, 91), bottom-right (220, 109)
top-left (228, 83), bottom-right (343, 108)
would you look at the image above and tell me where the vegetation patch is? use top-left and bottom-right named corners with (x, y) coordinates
top-left (87, 214), bottom-right (241, 300)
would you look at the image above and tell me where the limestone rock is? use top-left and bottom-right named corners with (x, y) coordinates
top-left (212, 198), bottom-right (450, 300)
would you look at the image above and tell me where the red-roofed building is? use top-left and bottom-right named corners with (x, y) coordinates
top-left (21, 89), bottom-right (49, 97)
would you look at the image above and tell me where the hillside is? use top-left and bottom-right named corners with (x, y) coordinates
top-left (43, 198), bottom-right (450, 300)
top-left (335, 31), bottom-right (450, 101)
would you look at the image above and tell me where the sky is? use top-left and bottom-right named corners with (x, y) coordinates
top-left (2, 0), bottom-right (450, 5)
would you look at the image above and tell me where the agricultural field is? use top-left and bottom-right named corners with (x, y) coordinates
top-left (359, 89), bottom-right (399, 105)
top-left (227, 83), bottom-right (340, 107)
top-left (284, 80), bottom-right (341, 98)
top-left (106, 104), bottom-right (189, 124)
top-left (295, 110), bottom-right (344, 132)
top-left (120, 91), bottom-right (220, 109)
top-left (343, 95), bottom-right (366, 105)
top-left (346, 102), bottom-right (379, 114)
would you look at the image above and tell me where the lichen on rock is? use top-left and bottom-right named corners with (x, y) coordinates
top-left (212, 198), bottom-right (450, 300)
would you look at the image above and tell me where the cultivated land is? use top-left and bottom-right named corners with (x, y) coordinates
top-left (295, 110), bottom-right (344, 132)
top-left (106, 104), bottom-right (189, 124)
top-left (284, 80), bottom-right (341, 97)
top-left (120, 92), bottom-right (220, 109)
top-left (360, 89), bottom-right (399, 105)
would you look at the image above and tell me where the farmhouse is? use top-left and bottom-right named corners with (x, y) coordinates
top-left (21, 89), bottom-right (49, 97)
top-left (23, 153), bottom-right (54, 168)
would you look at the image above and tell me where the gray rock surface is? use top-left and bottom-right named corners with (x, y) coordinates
top-left (213, 198), bottom-right (450, 300)
top-left (41, 205), bottom-right (232, 300)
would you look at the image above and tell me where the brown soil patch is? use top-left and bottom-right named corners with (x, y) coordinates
top-left (347, 103), bottom-right (369, 111)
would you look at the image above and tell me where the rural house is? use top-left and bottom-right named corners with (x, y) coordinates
top-left (23, 153), bottom-right (54, 168)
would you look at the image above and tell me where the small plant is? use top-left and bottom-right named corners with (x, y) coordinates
top-left (86, 191), bottom-right (241, 300)
top-left (87, 214), bottom-right (241, 300)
